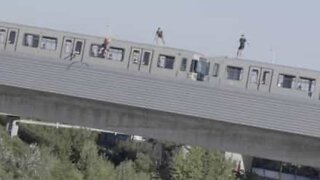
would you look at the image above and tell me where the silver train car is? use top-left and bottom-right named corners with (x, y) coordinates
top-left (0, 21), bottom-right (318, 101)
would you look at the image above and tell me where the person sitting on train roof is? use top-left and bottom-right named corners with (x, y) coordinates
top-left (154, 27), bottom-right (165, 45)
top-left (236, 34), bottom-right (249, 57)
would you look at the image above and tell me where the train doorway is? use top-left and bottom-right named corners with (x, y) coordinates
top-left (187, 56), bottom-right (210, 81)
top-left (60, 37), bottom-right (85, 62)
top-left (5, 28), bottom-right (19, 52)
top-left (247, 66), bottom-right (273, 92)
top-left (0, 27), bottom-right (7, 50)
top-left (128, 47), bottom-right (153, 73)
top-left (0, 27), bottom-right (19, 52)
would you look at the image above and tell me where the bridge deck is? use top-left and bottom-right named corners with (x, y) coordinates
top-left (1, 52), bottom-right (320, 167)
top-left (0, 52), bottom-right (319, 138)
top-left (0, 54), bottom-right (320, 137)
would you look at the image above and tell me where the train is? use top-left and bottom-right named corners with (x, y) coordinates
top-left (0, 21), bottom-right (318, 101)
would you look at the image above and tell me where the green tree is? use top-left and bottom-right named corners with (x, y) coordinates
top-left (0, 125), bottom-right (45, 180)
top-left (21, 125), bottom-right (101, 160)
top-left (134, 152), bottom-right (154, 173)
top-left (202, 151), bottom-right (234, 180)
top-left (170, 148), bottom-right (186, 180)
top-left (77, 140), bottom-right (116, 180)
top-left (170, 146), bottom-right (235, 180)
top-left (116, 160), bottom-right (150, 180)
top-left (1, 120), bottom-right (239, 180)
top-left (44, 156), bottom-right (83, 180)
top-left (170, 147), bottom-right (204, 180)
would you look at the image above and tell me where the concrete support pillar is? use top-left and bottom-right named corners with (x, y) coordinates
top-left (9, 121), bottom-right (19, 137)
top-left (3, 115), bottom-right (20, 137)
top-left (225, 152), bottom-right (245, 172)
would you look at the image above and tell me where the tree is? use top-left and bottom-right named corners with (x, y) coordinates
top-left (170, 146), bottom-right (235, 180)
top-left (202, 151), bottom-right (235, 180)
top-left (134, 152), bottom-right (154, 173)
top-left (0, 121), bottom-right (239, 180)
top-left (0, 126), bottom-right (45, 180)
top-left (44, 156), bottom-right (83, 180)
top-left (77, 140), bottom-right (116, 180)
top-left (116, 160), bottom-right (150, 180)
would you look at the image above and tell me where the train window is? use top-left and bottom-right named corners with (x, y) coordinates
top-left (132, 50), bottom-right (141, 64)
top-left (212, 63), bottom-right (220, 77)
top-left (190, 59), bottom-right (209, 75)
top-left (8, 31), bottom-right (16, 44)
top-left (261, 71), bottom-right (270, 85)
top-left (142, 51), bottom-right (151, 66)
top-left (64, 39), bottom-right (73, 53)
top-left (23, 33), bottom-right (39, 48)
top-left (107, 47), bottom-right (124, 61)
top-left (157, 55), bottom-right (175, 69)
top-left (226, 66), bottom-right (242, 80)
top-left (90, 44), bottom-right (104, 58)
top-left (0, 29), bottom-right (6, 44)
top-left (180, 58), bottom-right (187, 71)
top-left (40, 36), bottom-right (57, 50)
top-left (296, 77), bottom-right (315, 92)
top-left (277, 74), bottom-right (296, 89)
top-left (250, 69), bottom-right (259, 83)
top-left (74, 41), bottom-right (83, 54)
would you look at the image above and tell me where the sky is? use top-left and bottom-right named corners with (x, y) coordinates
top-left (0, 0), bottom-right (319, 70)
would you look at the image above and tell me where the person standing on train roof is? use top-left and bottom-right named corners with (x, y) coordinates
top-left (237, 34), bottom-right (249, 57)
top-left (155, 27), bottom-right (165, 45)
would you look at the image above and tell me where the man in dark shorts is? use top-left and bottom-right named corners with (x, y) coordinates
top-left (155, 27), bottom-right (165, 45)
top-left (99, 36), bottom-right (110, 57)
top-left (237, 34), bottom-right (248, 57)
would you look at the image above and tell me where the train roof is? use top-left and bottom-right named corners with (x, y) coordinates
top-left (211, 56), bottom-right (320, 75)
top-left (0, 21), bottom-right (202, 55)
top-left (1, 21), bottom-right (318, 76)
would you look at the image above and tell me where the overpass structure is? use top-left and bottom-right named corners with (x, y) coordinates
top-left (0, 52), bottom-right (320, 168)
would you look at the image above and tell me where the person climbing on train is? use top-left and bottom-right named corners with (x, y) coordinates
top-left (237, 34), bottom-right (249, 57)
top-left (99, 36), bottom-right (111, 57)
top-left (154, 27), bottom-right (165, 45)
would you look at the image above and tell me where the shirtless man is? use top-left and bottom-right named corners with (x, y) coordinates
top-left (237, 34), bottom-right (249, 57)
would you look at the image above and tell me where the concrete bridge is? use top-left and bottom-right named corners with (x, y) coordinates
top-left (0, 52), bottom-right (320, 168)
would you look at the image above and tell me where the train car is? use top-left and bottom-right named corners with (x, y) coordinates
top-left (207, 56), bottom-right (318, 100)
top-left (0, 21), bottom-right (207, 79)
top-left (0, 21), bottom-right (319, 102)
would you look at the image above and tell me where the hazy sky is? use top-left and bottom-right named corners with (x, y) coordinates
top-left (0, 0), bottom-right (319, 70)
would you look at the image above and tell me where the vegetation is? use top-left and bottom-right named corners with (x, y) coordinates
top-left (0, 118), bottom-right (236, 180)
top-left (169, 147), bottom-right (234, 180)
